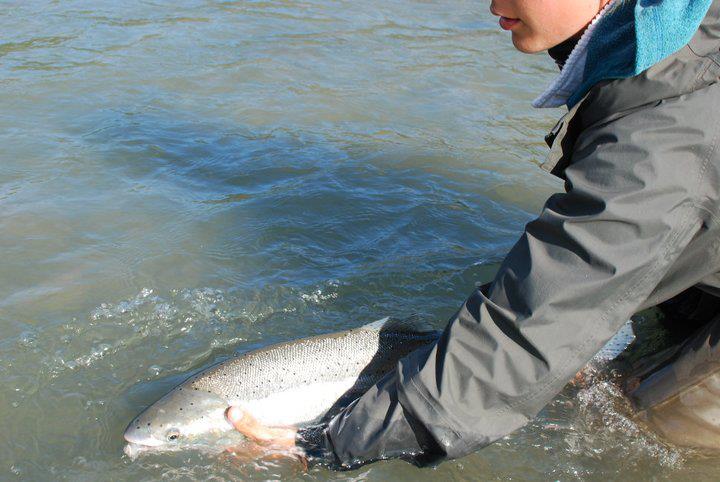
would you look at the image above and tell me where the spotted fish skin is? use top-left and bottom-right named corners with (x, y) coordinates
top-left (123, 317), bottom-right (439, 451)
top-left (123, 317), bottom-right (636, 453)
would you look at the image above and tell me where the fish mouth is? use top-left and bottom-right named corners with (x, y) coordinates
top-left (123, 429), bottom-right (164, 447)
top-left (122, 441), bottom-right (180, 459)
top-left (123, 442), bottom-right (147, 460)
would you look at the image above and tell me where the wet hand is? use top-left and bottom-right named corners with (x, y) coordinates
top-left (226, 406), bottom-right (298, 450)
top-left (225, 407), bottom-right (307, 469)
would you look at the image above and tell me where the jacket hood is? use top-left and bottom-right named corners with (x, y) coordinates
top-left (533, 0), bottom-right (714, 109)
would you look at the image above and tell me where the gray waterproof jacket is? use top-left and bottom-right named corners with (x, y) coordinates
top-left (305, 0), bottom-right (720, 469)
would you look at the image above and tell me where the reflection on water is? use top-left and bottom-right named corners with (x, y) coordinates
top-left (0, 0), bottom-right (712, 480)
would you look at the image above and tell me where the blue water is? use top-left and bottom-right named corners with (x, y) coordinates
top-left (0, 1), bottom-right (709, 480)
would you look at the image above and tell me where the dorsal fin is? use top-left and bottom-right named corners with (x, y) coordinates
top-left (359, 314), bottom-right (436, 334)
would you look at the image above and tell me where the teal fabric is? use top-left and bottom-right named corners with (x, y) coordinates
top-left (567, 0), bottom-right (713, 107)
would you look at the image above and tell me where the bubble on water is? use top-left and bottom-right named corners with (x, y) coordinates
top-left (89, 288), bottom-right (160, 320)
top-left (181, 287), bottom-right (225, 318)
top-left (210, 336), bottom-right (245, 349)
top-left (300, 280), bottom-right (340, 304)
top-left (70, 343), bottom-right (117, 368)
top-left (300, 289), bottom-right (337, 303)
top-left (40, 285), bottom-right (315, 381)
top-left (17, 331), bottom-right (37, 349)
top-left (84, 399), bottom-right (106, 411)
top-left (153, 302), bottom-right (178, 321)
top-left (148, 365), bottom-right (163, 376)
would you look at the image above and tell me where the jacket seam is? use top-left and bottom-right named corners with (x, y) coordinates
top-left (405, 374), bottom-right (470, 453)
top-left (400, 203), bottom-right (700, 452)
top-left (559, 80), bottom-right (720, 180)
top-left (409, 79), bottom-right (720, 444)
top-left (695, 88), bottom-right (720, 210)
top-left (498, 201), bottom-right (699, 416)
top-left (688, 41), bottom-right (720, 69)
top-left (691, 57), bottom-right (715, 92)
top-left (502, 122), bottom-right (720, 415)
top-left (502, 100), bottom-right (720, 414)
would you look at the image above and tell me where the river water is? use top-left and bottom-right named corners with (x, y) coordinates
top-left (1, 1), bottom-right (716, 480)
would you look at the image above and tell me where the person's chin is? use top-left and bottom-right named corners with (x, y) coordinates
top-left (511, 33), bottom-right (547, 54)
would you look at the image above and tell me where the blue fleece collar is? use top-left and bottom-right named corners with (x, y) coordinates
top-left (566, 0), bottom-right (713, 107)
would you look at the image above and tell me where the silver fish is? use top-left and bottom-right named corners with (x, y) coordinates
top-left (123, 317), bottom-right (635, 457)
top-left (123, 316), bottom-right (439, 455)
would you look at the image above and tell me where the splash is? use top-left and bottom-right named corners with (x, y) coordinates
top-left (571, 367), bottom-right (685, 469)
top-left (90, 288), bottom-right (161, 320)
top-left (37, 282), bottom-right (344, 380)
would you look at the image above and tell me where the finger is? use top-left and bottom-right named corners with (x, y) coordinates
top-left (226, 406), bottom-right (249, 427)
top-left (226, 406), bottom-right (280, 444)
top-left (226, 406), bottom-right (298, 449)
top-left (226, 407), bottom-right (263, 441)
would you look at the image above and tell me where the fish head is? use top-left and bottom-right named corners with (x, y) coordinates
top-left (124, 385), bottom-right (233, 452)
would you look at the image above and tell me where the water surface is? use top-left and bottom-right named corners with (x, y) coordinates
top-left (1, 0), bottom-right (711, 480)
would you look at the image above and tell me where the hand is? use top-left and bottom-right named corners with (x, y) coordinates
top-left (226, 406), bottom-right (298, 449)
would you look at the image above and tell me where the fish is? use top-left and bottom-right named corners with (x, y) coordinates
top-left (123, 317), bottom-right (636, 457)
top-left (591, 320), bottom-right (635, 362)
top-left (123, 316), bottom-right (439, 456)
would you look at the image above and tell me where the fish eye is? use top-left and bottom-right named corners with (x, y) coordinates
top-left (166, 429), bottom-right (181, 442)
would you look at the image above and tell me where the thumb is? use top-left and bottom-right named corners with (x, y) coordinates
top-left (226, 406), bottom-right (249, 427)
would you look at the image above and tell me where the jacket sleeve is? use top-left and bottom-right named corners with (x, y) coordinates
top-left (305, 103), bottom-right (712, 469)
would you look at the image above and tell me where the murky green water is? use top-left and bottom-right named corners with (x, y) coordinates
top-left (1, 1), bottom-right (716, 480)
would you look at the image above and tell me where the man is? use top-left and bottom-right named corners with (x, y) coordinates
top-left (229, 0), bottom-right (720, 469)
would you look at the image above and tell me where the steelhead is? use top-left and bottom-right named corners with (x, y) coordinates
top-left (123, 316), bottom-right (439, 455)
top-left (123, 317), bottom-right (636, 457)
